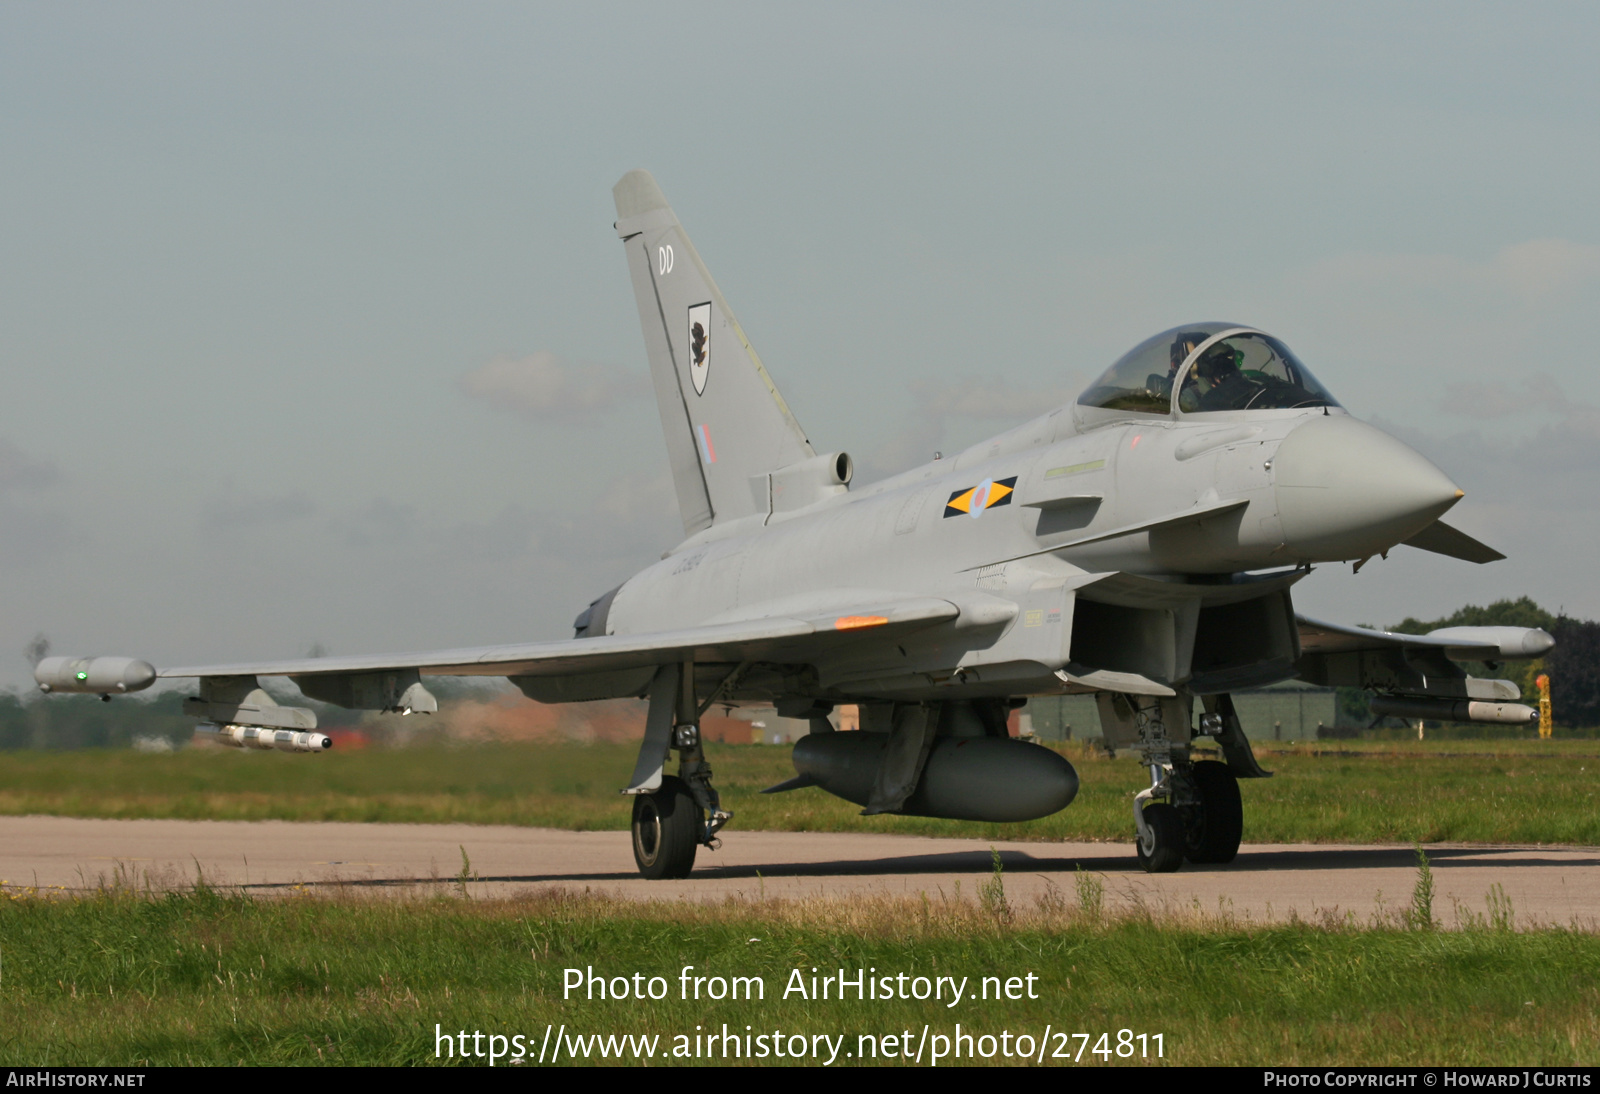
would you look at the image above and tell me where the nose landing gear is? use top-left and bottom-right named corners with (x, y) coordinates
top-left (1130, 699), bottom-right (1246, 873)
top-left (1135, 801), bottom-right (1185, 872)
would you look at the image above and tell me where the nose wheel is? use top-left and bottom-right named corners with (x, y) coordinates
top-left (1135, 802), bottom-right (1185, 872)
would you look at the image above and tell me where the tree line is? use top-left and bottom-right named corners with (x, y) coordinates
top-left (1388, 597), bottom-right (1598, 729)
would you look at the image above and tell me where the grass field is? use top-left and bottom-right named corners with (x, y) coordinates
top-left (0, 738), bottom-right (1596, 845)
top-left (1, 881), bottom-right (1596, 1067)
top-left (2, 740), bottom-right (1596, 1066)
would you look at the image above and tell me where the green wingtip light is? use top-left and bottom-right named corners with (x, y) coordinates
top-left (76, 671), bottom-right (88, 680)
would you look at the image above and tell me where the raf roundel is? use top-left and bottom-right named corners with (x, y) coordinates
top-left (944, 477), bottom-right (1016, 519)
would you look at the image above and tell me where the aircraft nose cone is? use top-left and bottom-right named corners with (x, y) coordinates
top-left (1273, 416), bottom-right (1462, 562)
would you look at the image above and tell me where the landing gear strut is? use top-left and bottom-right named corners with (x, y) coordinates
top-left (1128, 698), bottom-right (1243, 872)
top-left (1130, 699), bottom-right (1185, 873)
top-left (625, 662), bottom-right (732, 879)
top-left (672, 720), bottom-right (733, 851)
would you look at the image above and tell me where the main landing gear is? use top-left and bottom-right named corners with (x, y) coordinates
top-left (626, 663), bottom-right (733, 879)
top-left (631, 775), bottom-right (701, 880)
top-left (1130, 699), bottom-right (1246, 873)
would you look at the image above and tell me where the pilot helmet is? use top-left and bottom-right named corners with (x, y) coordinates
top-left (1196, 342), bottom-right (1240, 379)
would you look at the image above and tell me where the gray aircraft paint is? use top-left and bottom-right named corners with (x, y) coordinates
top-left (613, 170), bottom-right (814, 535)
top-left (36, 171), bottom-right (1551, 773)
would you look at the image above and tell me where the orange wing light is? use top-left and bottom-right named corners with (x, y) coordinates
top-left (835, 615), bottom-right (889, 630)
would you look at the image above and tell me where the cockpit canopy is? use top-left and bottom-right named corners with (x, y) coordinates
top-left (1078, 323), bottom-right (1340, 415)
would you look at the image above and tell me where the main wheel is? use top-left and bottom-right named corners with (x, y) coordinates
top-left (1184, 760), bottom-right (1243, 865)
top-left (631, 775), bottom-right (702, 879)
top-left (1135, 802), bottom-right (1185, 873)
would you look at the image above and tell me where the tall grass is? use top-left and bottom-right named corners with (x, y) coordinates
top-left (0, 884), bottom-right (1596, 1066)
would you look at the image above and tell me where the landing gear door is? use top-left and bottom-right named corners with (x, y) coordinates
top-left (1095, 692), bottom-right (1193, 752)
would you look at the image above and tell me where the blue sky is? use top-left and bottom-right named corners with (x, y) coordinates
top-left (2, 3), bottom-right (1597, 686)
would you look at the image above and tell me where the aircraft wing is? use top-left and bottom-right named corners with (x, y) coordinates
top-left (159, 620), bottom-right (816, 680)
top-left (147, 594), bottom-right (962, 680)
top-left (33, 592), bottom-right (966, 747)
top-left (1295, 615), bottom-right (1552, 661)
top-left (1294, 614), bottom-right (1552, 722)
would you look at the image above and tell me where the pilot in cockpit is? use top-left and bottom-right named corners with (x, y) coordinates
top-left (1081, 324), bottom-right (1340, 416)
top-left (1190, 342), bottom-right (1262, 411)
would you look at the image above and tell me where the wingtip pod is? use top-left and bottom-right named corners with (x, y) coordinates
top-left (35, 656), bottom-right (156, 695)
top-left (1425, 626), bottom-right (1556, 659)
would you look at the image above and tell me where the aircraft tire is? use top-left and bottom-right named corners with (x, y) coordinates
top-left (1184, 761), bottom-right (1243, 865)
top-left (631, 775), bottom-right (701, 880)
top-left (1136, 802), bottom-right (1185, 873)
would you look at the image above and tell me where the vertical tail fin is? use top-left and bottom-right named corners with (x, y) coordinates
top-left (614, 170), bottom-right (814, 534)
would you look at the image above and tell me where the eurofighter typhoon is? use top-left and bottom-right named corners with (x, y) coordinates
top-left (36, 172), bottom-right (1555, 876)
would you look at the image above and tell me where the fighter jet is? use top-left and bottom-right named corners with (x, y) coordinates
top-left (35, 170), bottom-right (1555, 877)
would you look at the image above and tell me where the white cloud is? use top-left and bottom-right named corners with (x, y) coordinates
top-left (0, 439), bottom-right (59, 492)
top-left (1494, 239), bottom-right (1600, 304)
top-left (1296, 237), bottom-right (1600, 308)
top-left (458, 351), bottom-right (646, 420)
top-left (1298, 408), bottom-right (1600, 626)
top-left (1438, 373), bottom-right (1577, 420)
top-left (0, 441), bottom-right (74, 566)
top-left (199, 490), bottom-right (318, 534)
top-left (912, 377), bottom-right (1080, 419)
top-left (591, 471), bottom-right (679, 525)
top-left (860, 377), bottom-right (1080, 481)
top-left (1380, 407), bottom-right (1600, 514)
top-left (0, 502), bottom-right (74, 567)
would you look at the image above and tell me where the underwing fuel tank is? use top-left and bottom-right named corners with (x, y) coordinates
top-left (791, 733), bottom-right (1079, 822)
